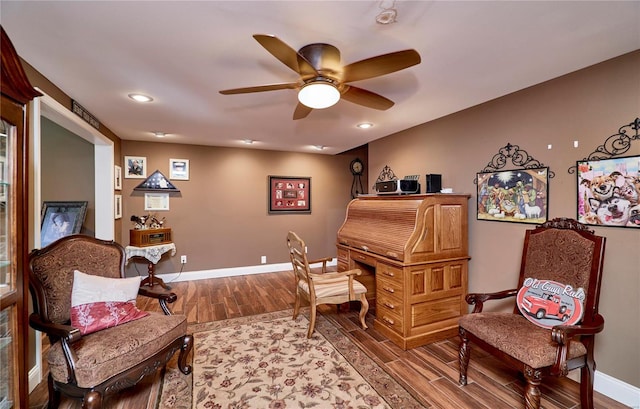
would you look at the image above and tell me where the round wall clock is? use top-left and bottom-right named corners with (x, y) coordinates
top-left (350, 158), bottom-right (364, 198)
top-left (350, 158), bottom-right (364, 175)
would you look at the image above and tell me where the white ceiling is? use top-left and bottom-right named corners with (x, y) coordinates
top-left (1, 1), bottom-right (638, 154)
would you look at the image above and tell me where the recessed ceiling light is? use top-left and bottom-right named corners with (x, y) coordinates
top-left (243, 139), bottom-right (254, 144)
top-left (357, 122), bottom-right (373, 129)
top-left (313, 145), bottom-right (325, 151)
top-left (128, 93), bottom-right (153, 102)
top-left (153, 132), bottom-right (166, 138)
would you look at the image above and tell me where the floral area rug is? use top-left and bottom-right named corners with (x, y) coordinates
top-left (157, 310), bottom-right (422, 409)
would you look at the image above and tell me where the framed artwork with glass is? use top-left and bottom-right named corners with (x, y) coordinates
top-left (41, 201), bottom-right (88, 247)
top-left (577, 155), bottom-right (639, 228)
top-left (476, 168), bottom-right (549, 224)
top-left (269, 176), bottom-right (311, 214)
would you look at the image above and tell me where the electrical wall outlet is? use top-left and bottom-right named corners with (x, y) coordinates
top-left (180, 255), bottom-right (187, 264)
top-left (260, 256), bottom-right (267, 264)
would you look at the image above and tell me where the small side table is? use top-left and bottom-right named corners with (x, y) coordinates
top-left (125, 242), bottom-right (176, 290)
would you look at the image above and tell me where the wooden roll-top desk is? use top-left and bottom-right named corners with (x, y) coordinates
top-left (337, 194), bottom-right (470, 349)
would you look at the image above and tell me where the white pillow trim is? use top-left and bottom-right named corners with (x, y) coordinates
top-left (71, 270), bottom-right (142, 307)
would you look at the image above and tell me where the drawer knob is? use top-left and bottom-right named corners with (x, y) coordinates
top-left (384, 270), bottom-right (395, 277)
top-left (383, 302), bottom-right (395, 309)
top-left (382, 316), bottom-right (395, 325)
top-left (383, 286), bottom-right (395, 293)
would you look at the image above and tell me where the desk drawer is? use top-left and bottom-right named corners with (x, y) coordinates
top-left (350, 251), bottom-right (377, 267)
top-left (377, 274), bottom-right (404, 299)
top-left (376, 298), bottom-right (404, 334)
top-left (377, 263), bottom-right (402, 280)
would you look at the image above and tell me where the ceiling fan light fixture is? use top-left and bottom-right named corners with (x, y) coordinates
top-left (298, 80), bottom-right (340, 109)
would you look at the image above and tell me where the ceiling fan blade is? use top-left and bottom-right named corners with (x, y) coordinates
top-left (342, 49), bottom-right (421, 83)
top-left (219, 82), bottom-right (298, 95)
top-left (293, 103), bottom-right (313, 120)
top-left (253, 34), bottom-right (317, 76)
top-left (341, 86), bottom-right (394, 110)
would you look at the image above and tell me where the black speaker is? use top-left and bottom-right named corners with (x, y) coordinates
top-left (425, 174), bottom-right (442, 193)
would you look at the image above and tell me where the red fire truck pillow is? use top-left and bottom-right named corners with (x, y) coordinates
top-left (516, 278), bottom-right (585, 329)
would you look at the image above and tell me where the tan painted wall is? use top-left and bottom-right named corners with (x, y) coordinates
top-left (40, 117), bottom-right (95, 235)
top-left (120, 140), bottom-right (367, 276)
top-left (368, 51), bottom-right (640, 386)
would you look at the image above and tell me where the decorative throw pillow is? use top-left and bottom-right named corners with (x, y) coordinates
top-left (71, 270), bottom-right (149, 335)
top-left (516, 277), bottom-right (585, 329)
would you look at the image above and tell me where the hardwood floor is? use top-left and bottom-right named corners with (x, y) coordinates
top-left (29, 271), bottom-right (629, 408)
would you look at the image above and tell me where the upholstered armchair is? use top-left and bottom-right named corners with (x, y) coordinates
top-left (287, 231), bottom-right (369, 338)
top-left (458, 218), bottom-right (606, 409)
top-left (28, 234), bottom-right (193, 409)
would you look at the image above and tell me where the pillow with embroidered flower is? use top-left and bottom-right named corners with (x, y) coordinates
top-left (70, 270), bottom-right (149, 335)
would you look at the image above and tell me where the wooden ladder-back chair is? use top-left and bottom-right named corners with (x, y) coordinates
top-left (458, 218), bottom-right (606, 409)
top-left (287, 231), bottom-right (369, 338)
top-left (28, 235), bottom-right (193, 409)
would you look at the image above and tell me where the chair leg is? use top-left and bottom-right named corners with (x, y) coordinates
top-left (178, 334), bottom-right (194, 375)
top-left (307, 303), bottom-right (317, 338)
top-left (458, 327), bottom-right (470, 386)
top-left (82, 390), bottom-right (102, 409)
top-left (358, 294), bottom-right (369, 330)
top-left (580, 363), bottom-right (596, 409)
top-left (523, 367), bottom-right (542, 409)
top-left (47, 373), bottom-right (60, 409)
top-left (293, 291), bottom-right (301, 320)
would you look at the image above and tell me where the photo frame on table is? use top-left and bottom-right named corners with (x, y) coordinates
top-left (144, 192), bottom-right (170, 211)
top-left (576, 154), bottom-right (639, 228)
top-left (114, 194), bottom-right (122, 219)
top-left (114, 165), bottom-right (122, 190)
top-left (269, 176), bottom-right (311, 214)
top-left (124, 156), bottom-right (147, 178)
top-left (169, 158), bottom-right (189, 180)
top-left (476, 167), bottom-right (549, 224)
top-left (41, 201), bottom-right (88, 247)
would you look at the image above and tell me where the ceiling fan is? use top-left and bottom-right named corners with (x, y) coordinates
top-left (219, 34), bottom-right (421, 120)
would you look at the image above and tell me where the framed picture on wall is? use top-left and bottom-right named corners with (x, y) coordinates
top-left (114, 194), bottom-right (122, 219)
top-left (577, 154), bottom-right (639, 228)
top-left (169, 158), bottom-right (189, 180)
top-left (268, 176), bottom-right (311, 214)
top-left (476, 168), bottom-right (549, 224)
top-left (114, 165), bottom-right (122, 190)
top-left (144, 192), bottom-right (170, 211)
top-left (124, 156), bottom-right (147, 178)
top-left (41, 201), bottom-right (88, 247)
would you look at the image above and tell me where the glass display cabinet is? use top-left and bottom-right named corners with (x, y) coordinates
top-left (0, 120), bottom-right (16, 409)
top-left (0, 26), bottom-right (42, 408)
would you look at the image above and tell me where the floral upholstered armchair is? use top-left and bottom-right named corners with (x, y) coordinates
top-left (29, 234), bottom-right (193, 409)
top-left (458, 218), bottom-right (606, 409)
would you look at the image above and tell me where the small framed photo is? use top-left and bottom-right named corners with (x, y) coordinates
top-left (144, 192), bottom-right (170, 211)
top-left (114, 194), bottom-right (122, 219)
top-left (41, 201), bottom-right (88, 247)
top-left (124, 156), bottom-right (147, 178)
top-left (269, 176), bottom-right (311, 214)
top-left (114, 165), bottom-right (122, 190)
top-left (169, 158), bottom-right (189, 180)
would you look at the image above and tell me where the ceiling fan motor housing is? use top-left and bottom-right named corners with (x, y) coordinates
top-left (298, 43), bottom-right (342, 79)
